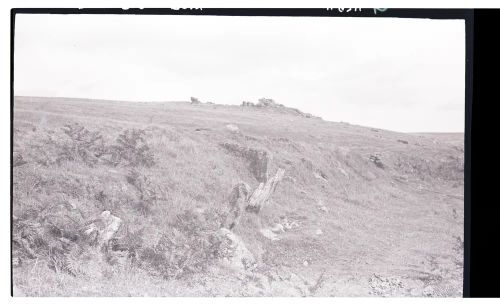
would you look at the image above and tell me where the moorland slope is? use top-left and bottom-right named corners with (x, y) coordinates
top-left (12, 96), bottom-right (464, 296)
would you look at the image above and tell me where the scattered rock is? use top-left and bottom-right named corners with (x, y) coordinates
top-left (226, 124), bottom-right (240, 133)
top-left (423, 285), bottom-right (434, 297)
top-left (82, 211), bottom-right (122, 249)
top-left (314, 171), bottom-right (328, 182)
top-left (260, 228), bottom-right (280, 241)
top-left (410, 287), bottom-right (422, 297)
top-left (13, 153), bottom-right (28, 167)
top-left (246, 168), bottom-right (285, 213)
top-left (257, 98), bottom-right (279, 107)
top-left (369, 154), bottom-right (385, 169)
top-left (224, 169), bottom-right (284, 232)
top-left (218, 228), bottom-right (255, 271)
top-left (280, 217), bottom-right (300, 230)
top-left (260, 222), bottom-right (287, 241)
top-left (220, 143), bottom-right (269, 182)
top-left (397, 139), bottom-right (409, 144)
top-left (315, 229), bottom-right (323, 235)
top-left (338, 167), bottom-right (349, 178)
top-left (270, 223), bottom-right (285, 233)
top-left (368, 274), bottom-right (405, 296)
top-left (12, 257), bottom-right (21, 267)
top-left (303, 260), bottom-right (310, 267)
top-left (224, 182), bottom-right (252, 229)
top-left (317, 201), bottom-right (328, 213)
top-left (240, 98), bottom-right (319, 119)
top-left (190, 97), bottom-right (201, 104)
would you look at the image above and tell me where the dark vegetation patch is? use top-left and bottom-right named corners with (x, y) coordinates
top-left (139, 209), bottom-right (231, 279)
top-left (13, 122), bottom-right (232, 283)
top-left (20, 123), bottom-right (155, 168)
top-left (395, 155), bottom-right (464, 181)
top-left (220, 142), bottom-right (269, 182)
top-left (369, 154), bottom-right (385, 169)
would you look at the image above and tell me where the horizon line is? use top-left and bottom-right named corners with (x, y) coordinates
top-left (13, 95), bottom-right (465, 134)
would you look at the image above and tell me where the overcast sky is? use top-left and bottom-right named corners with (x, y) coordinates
top-left (14, 14), bottom-right (465, 132)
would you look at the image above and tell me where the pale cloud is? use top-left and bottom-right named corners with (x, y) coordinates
top-left (14, 14), bottom-right (465, 132)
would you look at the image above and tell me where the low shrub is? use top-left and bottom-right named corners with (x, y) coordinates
top-left (60, 123), bottom-right (106, 166)
top-left (20, 123), bottom-right (106, 167)
top-left (125, 169), bottom-right (159, 214)
top-left (12, 199), bottom-right (104, 277)
top-left (139, 209), bottom-right (231, 280)
top-left (107, 129), bottom-right (155, 167)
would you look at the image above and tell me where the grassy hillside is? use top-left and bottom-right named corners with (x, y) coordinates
top-left (12, 96), bottom-right (464, 296)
